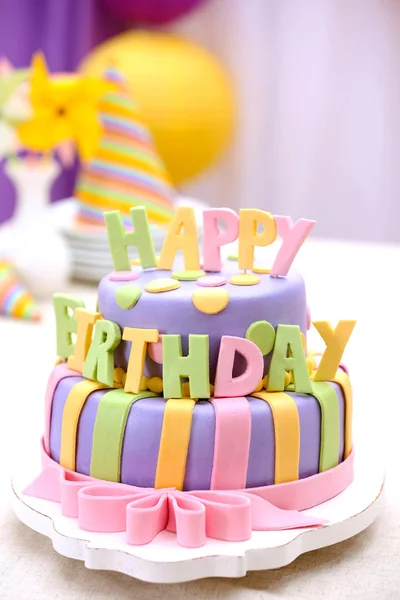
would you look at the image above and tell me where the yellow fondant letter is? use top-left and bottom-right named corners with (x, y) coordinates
top-left (313, 320), bottom-right (356, 381)
top-left (238, 209), bottom-right (277, 271)
top-left (123, 327), bottom-right (159, 394)
top-left (158, 206), bottom-right (200, 270)
top-left (67, 308), bottom-right (102, 373)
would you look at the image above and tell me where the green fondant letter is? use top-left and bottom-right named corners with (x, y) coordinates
top-left (267, 324), bottom-right (312, 393)
top-left (53, 293), bottom-right (85, 359)
top-left (82, 320), bottom-right (121, 387)
top-left (105, 206), bottom-right (157, 271)
top-left (162, 334), bottom-right (209, 398)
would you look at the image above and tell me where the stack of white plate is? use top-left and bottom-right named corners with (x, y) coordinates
top-left (62, 224), bottom-right (169, 281)
top-left (55, 197), bottom-right (207, 283)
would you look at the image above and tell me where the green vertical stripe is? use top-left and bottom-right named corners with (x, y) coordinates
top-left (311, 382), bottom-right (340, 472)
top-left (90, 389), bottom-right (157, 482)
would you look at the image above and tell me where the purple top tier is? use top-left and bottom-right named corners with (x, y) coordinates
top-left (98, 263), bottom-right (307, 382)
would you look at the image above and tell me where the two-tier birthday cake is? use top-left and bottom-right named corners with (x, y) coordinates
top-left (24, 206), bottom-right (356, 548)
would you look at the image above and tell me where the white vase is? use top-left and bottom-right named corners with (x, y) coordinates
top-left (5, 158), bottom-right (60, 225)
top-left (2, 157), bottom-right (72, 299)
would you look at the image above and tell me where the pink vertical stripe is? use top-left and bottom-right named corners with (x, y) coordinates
top-left (210, 397), bottom-right (251, 490)
top-left (44, 364), bottom-right (81, 454)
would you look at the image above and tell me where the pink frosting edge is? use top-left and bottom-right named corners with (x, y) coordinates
top-left (21, 439), bottom-right (354, 547)
top-left (39, 438), bottom-right (354, 511)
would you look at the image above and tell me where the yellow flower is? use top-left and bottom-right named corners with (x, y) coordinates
top-left (18, 53), bottom-right (112, 161)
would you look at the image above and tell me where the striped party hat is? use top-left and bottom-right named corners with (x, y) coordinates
top-left (74, 68), bottom-right (175, 227)
top-left (0, 261), bottom-right (41, 321)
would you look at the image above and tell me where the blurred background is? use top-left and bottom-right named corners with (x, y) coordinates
top-left (1, 0), bottom-right (398, 240)
top-left (0, 0), bottom-right (398, 318)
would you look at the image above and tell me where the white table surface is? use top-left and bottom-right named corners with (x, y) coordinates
top-left (1, 238), bottom-right (399, 599)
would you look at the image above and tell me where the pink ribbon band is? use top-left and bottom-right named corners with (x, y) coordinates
top-left (22, 439), bottom-right (354, 548)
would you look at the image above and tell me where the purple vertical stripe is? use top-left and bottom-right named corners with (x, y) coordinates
top-left (49, 376), bottom-right (346, 489)
top-left (75, 389), bottom-right (109, 476)
top-left (287, 384), bottom-right (344, 478)
top-left (120, 397), bottom-right (165, 487)
top-left (246, 397), bottom-right (275, 487)
top-left (49, 376), bottom-right (83, 463)
top-left (287, 392), bottom-right (320, 479)
top-left (184, 400), bottom-right (216, 491)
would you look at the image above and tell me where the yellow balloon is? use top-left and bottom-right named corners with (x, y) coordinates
top-left (79, 30), bottom-right (235, 185)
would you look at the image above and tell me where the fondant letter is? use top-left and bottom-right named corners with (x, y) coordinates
top-left (202, 208), bottom-right (239, 271)
top-left (313, 320), bottom-right (356, 381)
top-left (162, 334), bottom-right (209, 398)
top-left (105, 206), bottom-right (157, 271)
top-left (270, 216), bottom-right (316, 277)
top-left (158, 206), bottom-right (200, 270)
top-left (53, 294), bottom-right (85, 359)
top-left (238, 209), bottom-right (277, 271)
top-left (214, 336), bottom-right (264, 397)
top-left (82, 320), bottom-right (121, 387)
top-left (268, 325), bottom-right (312, 393)
top-left (123, 327), bottom-right (159, 393)
top-left (67, 308), bottom-right (102, 373)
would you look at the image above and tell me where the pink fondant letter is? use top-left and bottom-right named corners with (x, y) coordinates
top-left (270, 216), bottom-right (316, 277)
top-left (203, 208), bottom-right (239, 272)
top-left (214, 336), bottom-right (264, 398)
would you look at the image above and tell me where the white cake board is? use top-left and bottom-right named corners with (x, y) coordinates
top-left (11, 448), bottom-right (384, 584)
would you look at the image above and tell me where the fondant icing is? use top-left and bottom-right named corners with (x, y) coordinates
top-left (123, 327), bottom-right (158, 393)
top-left (97, 261), bottom-right (307, 382)
top-left (229, 273), bottom-right (261, 286)
top-left (105, 206), bottom-right (157, 272)
top-left (270, 216), bottom-right (316, 277)
top-left (238, 209), bottom-right (277, 271)
top-left (202, 208), bottom-right (239, 272)
top-left (25, 439), bottom-right (356, 548)
top-left (196, 275), bottom-right (227, 287)
top-left (48, 369), bottom-right (347, 491)
top-left (36, 205), bottom-right (356, 551)
top-left (115, 284), bottom-right (142, 309)
top-left (67, 309), bottom-right (102, 373)
top-left (157, 206), bottom-right (200, 271)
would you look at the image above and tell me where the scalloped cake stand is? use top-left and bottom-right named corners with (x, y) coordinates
top-left (11, 446), bottom-right (384, 584)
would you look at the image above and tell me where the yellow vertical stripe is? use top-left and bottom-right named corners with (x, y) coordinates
top-left (332, 370), bottom-right (353, 459)
top-left (154, 398), bottom-right (196, 490)
top-left (60, 380), bottom-right (108, 470)
top-left (251, 391), bottom-right (300, 484)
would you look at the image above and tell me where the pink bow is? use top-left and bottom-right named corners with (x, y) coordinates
top-left (24, 461), bottom-right (327, 548)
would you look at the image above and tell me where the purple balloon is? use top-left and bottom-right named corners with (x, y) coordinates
top-left (99, 0), bottom-right (208, 25)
